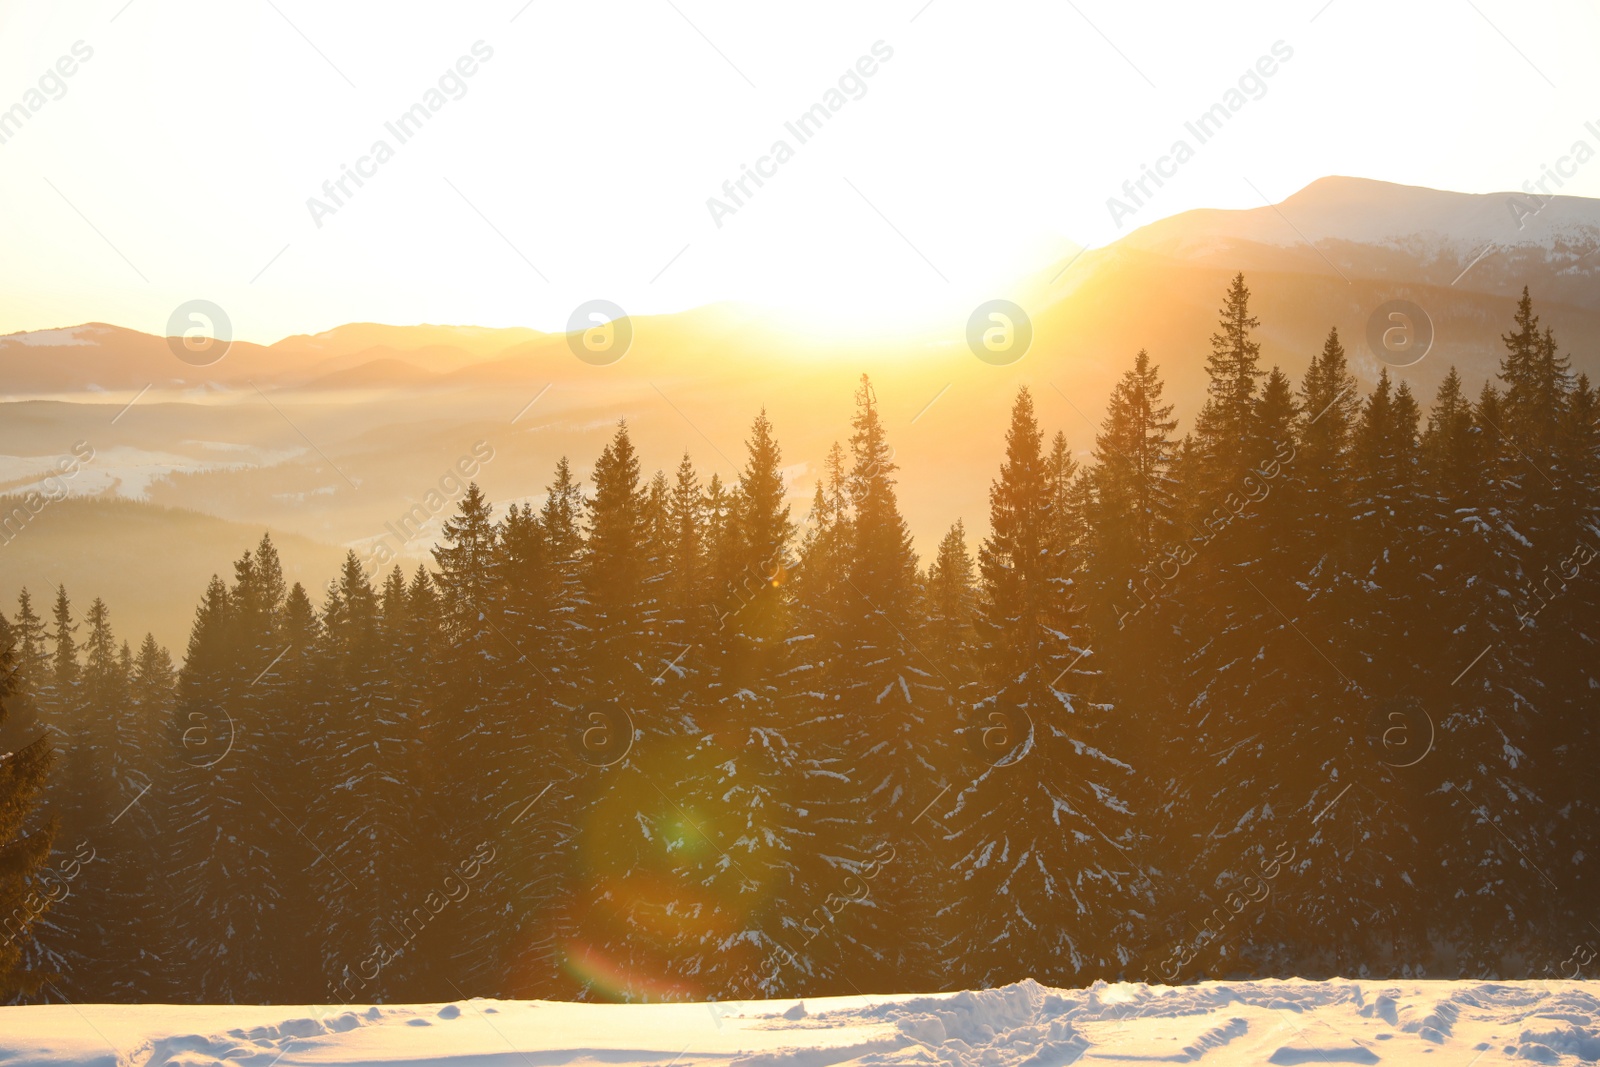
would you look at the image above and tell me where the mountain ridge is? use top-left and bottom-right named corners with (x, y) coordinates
top-left (9, 176), bottom-right (1600, 370)
top-left (4, 174), bottom-right (1600, 632)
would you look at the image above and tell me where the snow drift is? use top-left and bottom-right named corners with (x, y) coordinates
top-left (3, 978), bottom-right (1599, 1067)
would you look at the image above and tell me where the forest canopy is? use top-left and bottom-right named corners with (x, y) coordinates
top-left (2, 276), bottom-right (1595, 1004)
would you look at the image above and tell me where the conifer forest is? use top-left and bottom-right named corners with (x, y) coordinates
top-left (2, 277), bottom-right (1597, 1005)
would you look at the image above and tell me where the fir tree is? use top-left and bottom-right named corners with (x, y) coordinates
top-left (433, 482), bottom-right (499, 644)
top-left (924, 521), bottom-right (977, 672)
top-left (950, 386), bottom-right (1145, 987)
top-left (664, 411), bottom-right (806, 998)
top-left (0, 623), bottom-right (55, 1001)
top-left (1090, 349), bottom-right (1178, 590)
top-left (311, 552), bottom-right (424, 1002)
top-left (809, 376), bottom-right (940, 988)
top-left (48, 588), bottom-right (78, 695)
top-left (45, 598), bottom-right (146, 1000)
top-left (583, 421), bottom-right (652, 704)
top-left (1190, 273), bottom-right (1267, 488)
top-left (10, 592), bottom-right (47, 698)
top-left (662, 452), bottom-right (710, 657)
top-left (1297, 327), bottom-right (1360, 537)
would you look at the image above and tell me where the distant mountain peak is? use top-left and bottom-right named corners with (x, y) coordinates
top-left (1136, 174), bottom-right (1600, 253)
top-left (1070, 175), bottom-right (1600, 313)
top-left (0, 323), bottom-right (118, 349)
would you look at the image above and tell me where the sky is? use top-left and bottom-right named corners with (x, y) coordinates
top-left (0, 0), bottom-right (1597, 343)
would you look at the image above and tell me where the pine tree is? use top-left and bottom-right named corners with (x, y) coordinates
top-left (703, 411), bottom-right (794, 694)
top-left (1346, 370), bottom-right (1425, 638)
top-left (798, 376), bottom-right (942, 988)
top-left (1540, 372), bottom-right (1600, 940)
top-left (947, 386), bottom-right (1145, 988)
top-left (924, 521), bottom-right (977, 672)
top-left (976, 388), bottom-right (1053, 682)
top-left (537, 457), bottom-right (588, 697)
top-left (1190, 273), bottom-right (1267, 489)
top-left (433, 482), bottom-right (499, 644)
top-left (10, 591), bottom-right (47, 698)
top-left (1080, 351), bottom-right (1183, 908)
top-left (131, 635), bottom-right (174, 707)
top-left (1247, 366), bottom-right (1300, 567)
top-left (44, 598), bottom-right (134, 1000)
top-left (1391, 366), bottom-right (1515, 966)
top-left (1142, 296), bottom-right (1346, 981)
top-left (163, 572), bottom-right (274, 1001)
top-left (701, 469), bottom-right (743, 661)
top-left (557, 423), bottom-right (689, 997)
top-left (790, 443), bottom-right (851, 706)
top-left (1044, 431), bottom-right (1085, 579)
top-left (1424, 298), bottom-right (1593, 972)
top-left (0, 606), bottom-right (43, 753)
top-left (274, 581), bottom-right (335, 1002)
top-left (430, 483), bottom-right (506, 813)
top-left (22, 586), bottom-right (101, 1002)
top-left (48, 588), bottom-right (78, 696)
top-left (656, 411), bottom-right (808, 999)
top-left (1497, 288), bottom-right (1571, 462)
top-left (1296, 327), bottom-right (1360, 540)
top-left (662, 452), bottom-right (709, 656)
top-left (81, 600), bottom-right (117, 696)
top-left (837, 376), bottom-right (928, 723)
top-left (1090, 350), bottom-right (1178, 583)
top-left (474, 485), bottom-right (584, 1002)
top-left (0, 619), bottom-right (55, 1001)
top-left (310, 552), bottom-right (426, 1002)
top-left (584, 421), bottom-right (652, 705)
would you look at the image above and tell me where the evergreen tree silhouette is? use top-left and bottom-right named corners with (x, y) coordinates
top-left (0, 613), bottom-right (55, 1002)
top-left (950, 386), bottom-right (1145, 987)
top-left (9, 277), bottom-right (1600, 1000)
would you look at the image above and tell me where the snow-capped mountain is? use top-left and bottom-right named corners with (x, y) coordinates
top-left (1091, 176), bottom-right (1600, 310)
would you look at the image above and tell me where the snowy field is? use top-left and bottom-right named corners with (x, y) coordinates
top-left (3, 979), bottom-right (1599, 1067)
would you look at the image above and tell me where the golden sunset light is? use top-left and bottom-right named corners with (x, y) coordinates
top-left (3, 1), bottom-right (1600, 1061)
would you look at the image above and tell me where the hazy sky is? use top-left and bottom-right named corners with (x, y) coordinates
top-left (1, 0), bottom-right (1596, 342)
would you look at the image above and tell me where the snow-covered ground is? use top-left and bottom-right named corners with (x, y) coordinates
top-left (3, 979), bottom-right (1599, 1067)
